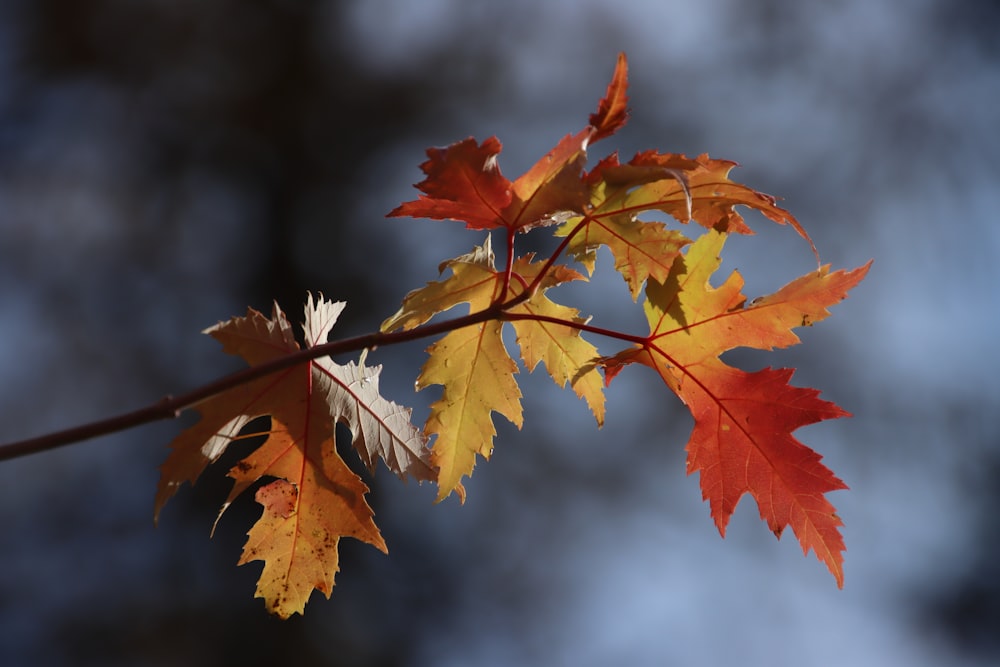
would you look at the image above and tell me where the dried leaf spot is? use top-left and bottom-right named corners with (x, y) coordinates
top-left (256, 480), bottom-right (298, 519)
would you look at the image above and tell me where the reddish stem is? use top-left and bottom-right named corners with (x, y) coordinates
top-left (498, 227), bottom-right (517, 304)
top-left (0, 213), bottom-right (632, 464)
top-left (523, 214), bottom-right (592, 297)
top-left (0, 304), bottom-right (503, 462)
top-left (500, 311), bottom-right (647, 345)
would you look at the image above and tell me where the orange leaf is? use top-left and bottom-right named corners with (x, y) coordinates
top-left (589, 52), bottom-right (630, 142)
top-left (603, 230), bottom-right (870, 586)
top-left (626, 151), bottom-right (817, 256)
top-left (390, 54), bottom-right (635, 233)
top-left (556, 174), bottom-right (690, 300)
top-left (390, 132), bottom-right (592, 233)
top-left (508, 130), bottom-right (591, 231)
top-left (155, 295), bottom-right (433, 617)
top-left (557, 150), bottom-right (819, 299)
top-left (389, 137), bottom-right (513, 230)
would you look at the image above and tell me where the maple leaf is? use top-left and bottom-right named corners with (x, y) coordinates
top-left (555, 154), bottom-right (692, 300)
top-left (557, 150), bottom-right (818, 300)
top-left (382, 239), bottom-right (604, 500)
top-left (155, 295), bottom-right (433, 617)
top-left (623, 150), bottom-right (814, 249)
top-left (589, 52), bottom-right (630, 142)
top-left (0, 50), bottom-right (875, 622)
top-left (421, 319), bottom-right (522, 501)
top-left (602, 230), bottom-right (870, 586)
top-left (389, 54), bottom-right (632, 233)
top-left (382, 240), bottom-right (521, 500)
top-left (505, 257), bottom-right (606, 425)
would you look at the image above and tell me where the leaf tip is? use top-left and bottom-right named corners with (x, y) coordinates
top-left (434, 481), bottom-right (467, 505)
top-left (589, 52), bottom-right (630, 142)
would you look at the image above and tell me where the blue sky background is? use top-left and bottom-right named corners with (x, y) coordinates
top-left (1, 1), bottom-right (998, 665)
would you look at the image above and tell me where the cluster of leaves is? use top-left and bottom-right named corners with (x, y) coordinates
top-left (154, 54), bottom-right (870, 618)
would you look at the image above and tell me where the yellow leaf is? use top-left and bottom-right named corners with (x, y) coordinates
top-left (381, 237), bottom-right (497, 333)
top-left (384, 243), bottom-right (605, 498)
top-left (406, 254), bottom-right (521, 500)
top-left (420, 321), bottom-right (522, 500)
top-left (507, 257), bottom-right (605, 425)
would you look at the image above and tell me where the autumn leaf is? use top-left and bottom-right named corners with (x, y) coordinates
top-left (381, 235), bottom-right (498, 334)
top-left (588, 52), bottom-right (630, 142)
top-left (133, 51), bottom-right (870, 614)
top-left (624, 150), bottom-right (815, 252)
top-left (557, 149), bottom-right (818, 299)
top-left (555, 154), bottom-right (692, 300)
top-left (388, 136), bottom-right (511, 230)
top-left (381, 240), bottom-right (519, 500)
top-left (155, 295), bottom-right (433, 617)
top-left (602, 230), bottom-right (871, 586)
top-left (389, 54), bottom-right (633, 233)
top-left (505, 257), bottom-right (606, 425)
top-left (382, 239), bottom-right (604, 500)
top-left (421, 320), bottom-right (522, 501)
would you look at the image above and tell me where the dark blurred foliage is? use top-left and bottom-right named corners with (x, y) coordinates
top-left (917, 421), bottom-right (1000, 660)
top-left (18, 0), bottom-right (487, 315)
top-left (900, 2), bottom-right (1000, 655)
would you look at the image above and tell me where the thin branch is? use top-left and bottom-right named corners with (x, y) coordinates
top-left (0, 243), bottom-right (648, 463)
top-left (523, 214), bottom-right (592, 297)
top-left (0, 305), bottom-right (503, 462)
top-left (499, 311), bottom-right (647, 345)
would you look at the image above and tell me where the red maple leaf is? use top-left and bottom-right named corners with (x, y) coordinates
top-left (603, 230), bottom-right (871, 585)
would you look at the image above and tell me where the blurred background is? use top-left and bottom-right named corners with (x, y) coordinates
top-left (1, 1), bottom-right (998, 665)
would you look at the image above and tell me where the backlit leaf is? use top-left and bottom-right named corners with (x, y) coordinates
top-left (602, 231), bottom-right (870, 585)
top-left (155, 296), bottom-right (432, 617)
